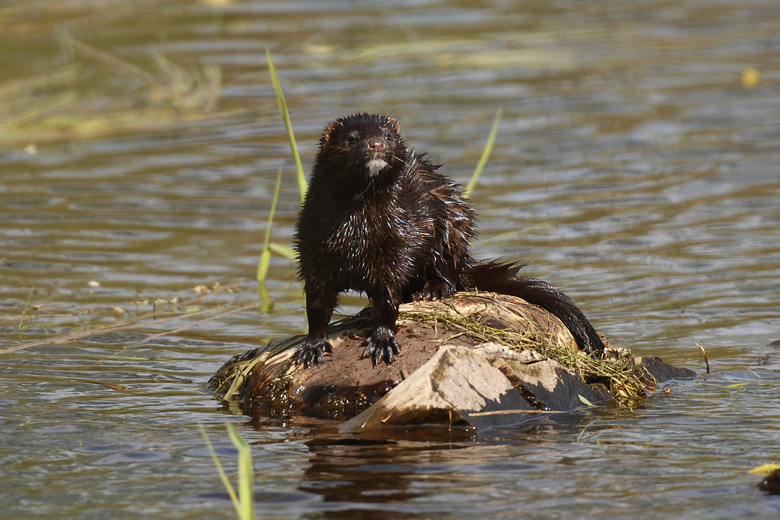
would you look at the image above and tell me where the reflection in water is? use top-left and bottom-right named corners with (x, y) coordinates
top-left (1, 0), bottom-right (779, 518)
top-left (303, 438), bottom-right (432, 519)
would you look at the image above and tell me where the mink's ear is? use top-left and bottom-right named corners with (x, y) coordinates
top-left (321, 121), bottom-right (342, 145)
top-left (388, 117), bottom-right (401, 136)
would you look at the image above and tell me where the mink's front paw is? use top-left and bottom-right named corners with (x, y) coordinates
top-left (295, 337), bottom-right (334, 368)
top-left (361, 327), bottom-right (401, 366)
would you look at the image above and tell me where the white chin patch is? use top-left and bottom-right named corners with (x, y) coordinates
top-left (367, 158), bottom-right (388, 176)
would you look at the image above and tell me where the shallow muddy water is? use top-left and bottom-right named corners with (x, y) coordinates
top-left (1, 0), bottom-right (779, 518)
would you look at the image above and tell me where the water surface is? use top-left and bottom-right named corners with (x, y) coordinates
top-left (1, 0), bottom-right (779, 518)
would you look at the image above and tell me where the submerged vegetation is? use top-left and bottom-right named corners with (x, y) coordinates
top-left (2, 281), bottom-right (255, 355)
top-left (0, 34), bottom-right (223, 147)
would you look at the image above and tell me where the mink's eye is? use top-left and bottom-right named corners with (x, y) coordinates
top-left (345, 131), bottom-right (360, 146)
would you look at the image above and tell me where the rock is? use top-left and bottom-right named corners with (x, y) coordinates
top-left (208, 292), bottom-right (696, 434)
top-left (339, 343), bottom-right (612, 436)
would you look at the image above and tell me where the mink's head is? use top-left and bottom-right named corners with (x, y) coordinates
top-left (315, 113), bottom-right (407, 182)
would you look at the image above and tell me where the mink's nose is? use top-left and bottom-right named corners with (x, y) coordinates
top-left (367, 137), bottom-right (386, 153)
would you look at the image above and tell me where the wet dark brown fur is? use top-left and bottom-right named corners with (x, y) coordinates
top-left (294, 113), bottom-right (605, 367)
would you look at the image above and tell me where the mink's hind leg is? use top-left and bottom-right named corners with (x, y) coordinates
top-left (362, 287), bottom-right (402, 365)
top-left (412, 278), bottom-right (455, 301)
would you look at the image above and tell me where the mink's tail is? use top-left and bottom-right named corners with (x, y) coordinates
top-left (460, 260), bottom-right (605, 355)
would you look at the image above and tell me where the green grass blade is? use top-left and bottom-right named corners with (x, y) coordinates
top-left (257, 164), bottom-right (284, 288)
top-left (750, 463), bottom-right (780, 476)
top-left (198, 423), bottom-right (241, 517)
top-left (225, 422), bottom-right (255, 520)
top-left (257, 282), bottom-right (271, 314)
top-left (464, 106), bottom-right (502, 198)
top-left (268, 242), bottom-right (297, 261)
top-left (266, 48), bottom-right (306, 203)
top-left (256, 249), bottom-right (272, 288)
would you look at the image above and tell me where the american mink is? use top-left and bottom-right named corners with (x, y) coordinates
top-left (294, 113), bottom-right (605, 367)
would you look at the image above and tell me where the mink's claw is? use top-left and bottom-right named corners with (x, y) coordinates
top-left (361, 327), bottom-right (401, 366)
top-left (295, 338), bottom-right (334, 368)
